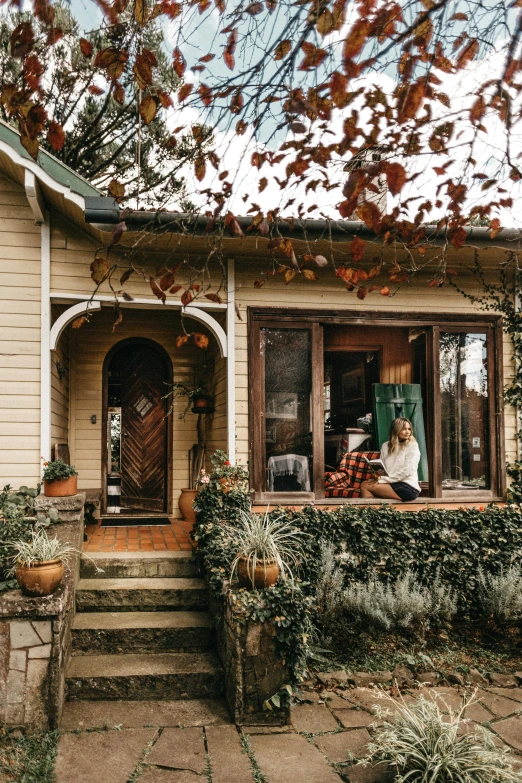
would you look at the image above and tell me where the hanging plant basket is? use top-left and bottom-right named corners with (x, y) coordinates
top-left (191, 395), bottom-right (214, 414)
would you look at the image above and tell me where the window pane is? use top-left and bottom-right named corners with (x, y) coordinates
top-left (263, 328), bottom-right (312, 492)
top-left (440, 332), bottom-right (489, 490)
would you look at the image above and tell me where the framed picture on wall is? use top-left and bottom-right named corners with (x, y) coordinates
top-left (266, 392), bottom-right (298, 419)
top-left (342, 366), bottom-right (365, 405)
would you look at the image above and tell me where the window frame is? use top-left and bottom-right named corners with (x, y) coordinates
top-left (248, 308), bottom-right (505, 503)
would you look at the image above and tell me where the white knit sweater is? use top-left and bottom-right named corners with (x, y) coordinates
top-left (377, 440), bottom-right (421, 490)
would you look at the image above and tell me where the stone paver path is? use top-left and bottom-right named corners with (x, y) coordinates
top-left (56, 684), bottom-right (522, 783)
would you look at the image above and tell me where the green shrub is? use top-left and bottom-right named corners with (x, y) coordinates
top-left (343, 571), bottom-right (456, 632)
top-left (363, 693), bottom-right (522, 783)
top-left (478, 565), bottom-right (522, 623)
top-left (315, 540), bottom-right (345, 632)
top-left (0, 485), bottom-right (59, 592)
top-left (41, 459), bottom-right (78, 481)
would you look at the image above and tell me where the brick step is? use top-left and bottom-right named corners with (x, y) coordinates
top-left (66, 652), bottom-right (224, 701)
top-left (71, 611), bottom-right (213, 654)
top-left (80, 551), bottom-right (197, 579)
top-left (76, 578), bottom-right (208, 612)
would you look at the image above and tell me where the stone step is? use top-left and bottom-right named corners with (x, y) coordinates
top-left (81, 550), bottom-right (197, 579)
top-left (66, 652), bottom-right (224, 701)
top-left (71, 611), bottom-right (213, 654)
top-left (76, 577), bottom-right (208, 612)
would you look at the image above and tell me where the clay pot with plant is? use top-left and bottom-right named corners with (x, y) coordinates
top-left (9, 526), bottom-right (82, 597)
top-left (42, 460), bottom-right (78, 497)
top-left (222, 509), bottom-right (309, 590)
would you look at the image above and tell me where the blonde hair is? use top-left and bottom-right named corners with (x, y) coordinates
top-left (388, 417), bottom-right (416, 453)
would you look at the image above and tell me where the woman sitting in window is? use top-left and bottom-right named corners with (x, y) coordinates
top-left (360, 417), bottom-right (421, 502)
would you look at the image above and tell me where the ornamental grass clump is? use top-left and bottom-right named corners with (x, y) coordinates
top-left (477, 565), bottom-right (522, 623)
top-left (362, 693), bottom-right (522, 783)
top-left (8, 526), bottom-right (81, 570)
top-left (343, 570), bottom-right (457, 632)
top-left (222, 508), bottom-right (309, 588)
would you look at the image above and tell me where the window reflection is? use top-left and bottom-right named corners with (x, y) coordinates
top-left (263, 329), bottom-right (312, 492)
top-left (108, 409), bottom-right (121, 474)
top-left (440, 333), bottom-right (489, 490)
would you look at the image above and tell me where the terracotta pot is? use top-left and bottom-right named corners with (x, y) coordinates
top-left (178, 488), bottom-right (198, 524)
top-left (43, 475), bottom-right (77, 497)
top-left (15, 559), bottom-right (64, 597)
top-left (236, 557), bottom-right (280, 589)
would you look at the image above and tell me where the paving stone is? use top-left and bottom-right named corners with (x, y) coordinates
top-left (28, 644), bottom-right (51, 658)
top-left (146, 727), bottom-right (206, 773)
top-left (55, 728), bottom-right (156, 783)
top-left (6, 669), bottom-right (25, 704)
top-left (418, 688), bottom-right (464, 712)
top-left (446, 672), bottom-right (465, 686)
top-left (334, 710), bottom-right (376, 729)
top-left (250, 732), bottom-right (342, 783)
top-left (479, 693), bottom-right (522, 718)
top-left (60, 699), bottom-right (231, 730)
top-left (344, 762), bottom-right (391, 783)
top-left (291, 702), bottom-right (340, 733)
top-left (492, 717), bottom-right (522, 751)
top-left (317, 670), bottom-right (349, 687)
top-left (488, 688), bottom-right (522, 703)
top-left (10, 620), bottom-right (41, 648)
top-left (324, 692), bottom-right (357, 709)
top-left (465, 702), bottom-right (494, 723)
top-left (140, 771), bottom-right (200, 783)
top-left (350, 672), bottom-right (393, 687)
top-left (469, 668), bottom-right (488, 686)
top-left (488, 673), bottom-right (518, 688)
top-left (31, 621), bottom-right (52, 644)
top-left (242, 726), bottom-right (293, 734)
top-left (392, 665), bottom-right (414, 685)
top-left (343, 689), bottom-right (396, 715)
top-left (315, 728), bottom-right (371, 762)
top-left (205, 724), bottom-right (254, 782)
top-left (416, 672), bottom-right (442, 687)
top-left (9, 649), bottom-right (26, 672)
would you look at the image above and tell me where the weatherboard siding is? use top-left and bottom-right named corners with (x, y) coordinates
top-left (0, 174), bottom-right (41, 488)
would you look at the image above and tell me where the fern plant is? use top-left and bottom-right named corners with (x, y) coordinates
top-left (477, 565), bottom-right (522, 623)
top-left (343, 570), bottom-right (457, 632)
top-left (362, 693), bottom-right (522, 783)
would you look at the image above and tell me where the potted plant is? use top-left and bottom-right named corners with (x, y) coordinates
top-left (9, 526), bottom-right (81, 596)
top-left (222, 508), bottom-right (309, 590)
top-left (42, 460), bottom-right (78, 497)
top-left (170, 383), bottom-right (214, 415)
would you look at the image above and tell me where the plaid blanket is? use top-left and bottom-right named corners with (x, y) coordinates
top-left (324, 450), bottom-right (380, 498)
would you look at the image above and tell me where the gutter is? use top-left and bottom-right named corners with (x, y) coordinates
top-left (84, 196), bottom-right (522, 250)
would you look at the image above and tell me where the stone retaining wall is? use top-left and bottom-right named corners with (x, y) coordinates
top-left (0, 494), bottom-right (85, 731)
top-left (211, 590), bottom-right (289, 726)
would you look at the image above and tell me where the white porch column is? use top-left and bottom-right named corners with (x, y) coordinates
top-left (226, 258), bottom-right (236, 463)
top-left (40, 215), bottom-right (51, 462)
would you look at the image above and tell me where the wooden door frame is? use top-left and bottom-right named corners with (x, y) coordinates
top-left (101, 337), bottom-right (173, 515)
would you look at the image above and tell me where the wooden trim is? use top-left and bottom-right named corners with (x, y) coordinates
top-left (486, 327), bottom-right (498, 495)
top-left (430, 326), bottom-right (442, 497)
top-left (101, 337), bottom-right (173, 515)
top-left (494, 319), bottom-right (506, 497)
top-left (248, 319), bottom-right (264, 500)
top-left (249, 307), bottom-right (502, 328)
top-left (312, 322), bottom-right (324, 499)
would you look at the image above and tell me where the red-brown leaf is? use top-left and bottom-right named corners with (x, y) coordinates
top-left (176, 334), bottom-right (189, 348)
top-left (274, 40), bottom-right (291, 60)
top-left (173, 48), bottom-right (186, 78)
top-left (178, 83), bottom-right (193, 102)
top-left (47, 120), bottom-right (65, 151)
top-left (194, 157), bottom-right (206, 181)
top-left (386, 162), bottom-right (407, 196)
top-left (108, 179), bottom-right (125, 201)
top-left (11, 22), bottom-right (34, 59)
top-left (88, 85), bottom-right (104, 96)
top-left (224, 51), bottom-right (235, 70)
top-left (23, 54), bottom-right (43, 91)
top-left (205, 293), bottom-right (223, 303)
top-left (181, 289), bottom-right (194, 306)
top-left (72, 316), bottom-right (88, 329)
top-left (397, 80), bottom-right (425, 123)
top-left (356, 201), bottom-right (382, 232)
top-left (91, 257), bottom-right (110, 284)
top-left (302, 269), bottom-right (318, 281)
top-left (169, 285), bottom-right (182, 294)
top-left (46, 28), bottom-right (64, 46)
top-left (343, 19), bottom-right (369, 61)
top-left (350, 236), bottom-right (365, 262)
top-left (159, 271), bottom-right (176, 290)
top-left (80, 38), bottom-right (93, 57)
top-left (356, 286), bottom-right (367, 300)
top-left (330, 71), bottom-right (348, 107)
top-left (194, 332), bottom-right (209, 348)
top-left (380, 286), bottom-right (390, 296)
top-left (449, 226), bottom-right (467, 249)
top-left (139, 95), bottom-right (157, 124)
top-left (456, 38), bottom-right (479, 69)
top-left (299, 42), bottom-right (328, 70)
top-left (150, 278), bottom-right (167, 303)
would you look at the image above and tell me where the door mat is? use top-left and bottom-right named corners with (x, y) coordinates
top-left (100, 517), bottom-right (171, 527)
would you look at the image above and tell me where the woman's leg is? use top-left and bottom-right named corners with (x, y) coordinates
top-left (360, 480), bottom-right (402, 500)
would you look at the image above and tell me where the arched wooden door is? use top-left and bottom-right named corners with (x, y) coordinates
top-left (103, 338), bottom-right (172, 514)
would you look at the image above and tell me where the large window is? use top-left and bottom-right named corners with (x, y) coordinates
top-left (249, 311), bottom-right (504, 502)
